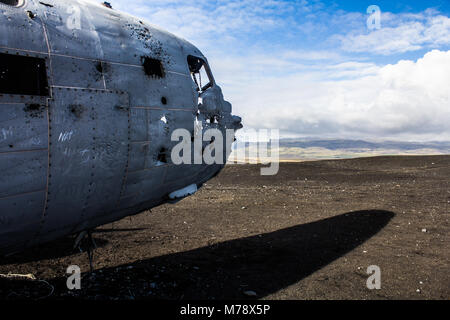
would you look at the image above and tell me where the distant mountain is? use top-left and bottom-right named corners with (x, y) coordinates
top-left (279, 139), bottom-right (450, 152)
top-left (230, 139), bottom-right (450, 162)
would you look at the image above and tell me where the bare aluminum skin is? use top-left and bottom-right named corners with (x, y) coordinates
top-left (0, 0), bottom-right (242, 255)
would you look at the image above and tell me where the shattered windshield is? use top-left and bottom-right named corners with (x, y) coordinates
top-left (187, 55), bottom-right (213, 93)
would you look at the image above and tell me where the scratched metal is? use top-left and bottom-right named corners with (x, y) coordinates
top-left (40, 0), bottom-right (191, 73)
top-left (51, 55), bottom-right (105, 89)
top-left (104, 64), bottom-right (195, 109)
top-left (0, 149), bottom-right (47, 198)
top-left (0, 102), bottom-right (48, 152)
top-left (35, 88), bottom-right (129, 244)
top-left (0, 191), bottom-right (46, 254)
top-left (119, 167), bottom-right (167, 210)
top-left (0, 0), bottom-right (241, 255)
top-left (129, 107), bottom-right (147, 142)
top-left (0, 0), bottom-right (47, 53)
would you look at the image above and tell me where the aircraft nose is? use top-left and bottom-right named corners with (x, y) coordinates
top-left (232, 115), bottom-right (243, 130)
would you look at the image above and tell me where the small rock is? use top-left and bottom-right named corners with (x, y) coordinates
top-left (422, 229), bottom-right (427, 233)
top-left (243, 290), bottom-right (257, 297)
top-left (416, 289), bottom-right (421, 293)
top-left (241, 206), bottom-right (247, 210)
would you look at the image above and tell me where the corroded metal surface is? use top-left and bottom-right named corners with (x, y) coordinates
top-left (0, 0), bottom-right (241, 255)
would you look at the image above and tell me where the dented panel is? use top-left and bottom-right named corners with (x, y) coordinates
top-left (104, 63), bottom-right (195, 109)
top-left (51, 55), bottom-right (106, 89)
top-left (39, 0), bottom-right (190, 74)
top-left (0, 0), bottom-right (242, 255)
top-left (0, 102), bottom-right (48, 152)
top-left (35, 88), bottom-right (129, 243)
top-left (0, 191), bottom-right (46, 253)
top-left (0, 149), bottom-right (47, 198)
top-left (0, 0), bottom-right (48, 53)
top-left (121, 167), bottom-right (167, 204)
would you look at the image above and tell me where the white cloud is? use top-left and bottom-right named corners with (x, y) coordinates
top-left (338, 12), bottom-right (450, 55)
top-left (109, 0), bottom-right (307, 45)
top-left (225, 50), bottom-right (450, 141)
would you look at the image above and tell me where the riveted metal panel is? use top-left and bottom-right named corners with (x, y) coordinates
top-left (50, 55), bottom-right (105, 89)
top-left (163, 164), bottom-right (205, 185)
top-left (128, 142), bottom-right (147, 172)
top-left (158, 72), bottom-right (197, 110)
top-left (130, 107), bottom-right (147, 141)
top-left (38, 0), bottom-right (191, 73)
top-left (0, 102), bottom-right (48, 152)
top-left (119, 166), bottom-right (166, 209)
top-left (0, 94), bottom-right (48, 105)
top-left (39, 0), bottom-right (106, 60)
top-left (0, 0), bottom-right (241, 256)
top-left (37, 88), bottom-right (129, 241)
top-left (104, 63), bottom-right (195, 109)
top-left (100, 16), bottom-right (191, 75)
top-left (103, 63), bottom-right (160, 107)
top-left (0, 1), bottom-right (48, 53)
top-left (167, 109), bottom-right (196, 135)
top-left (0, 190), bottom-right (46, 254)
top-left (0, 149), bottom-right (47, 198)
top-left (145, 108), bottom-right (172, 168)
top-left (145, 109), bottom-right (196, 168)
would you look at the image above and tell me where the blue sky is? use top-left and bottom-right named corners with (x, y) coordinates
top-left (108, 0), bottom-right (450, 141)
top-left (329, 0), bottom-right (450, 14)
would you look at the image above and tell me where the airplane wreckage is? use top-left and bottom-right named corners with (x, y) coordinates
top-left (0, 0), bottom-right (242, 257)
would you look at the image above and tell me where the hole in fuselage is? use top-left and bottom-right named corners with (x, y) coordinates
top-left (157, 147), bottom-right (168, 164)
top-left (0, 53), bottom-right (49, 96)
top-left (95, 62), bottom-right (103, 73)
top-left (142, 57), bottom-right (164, 78)
top-left (27, 11), bottom-right (36, 19)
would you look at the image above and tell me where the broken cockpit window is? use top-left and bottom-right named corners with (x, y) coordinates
top-left (0, 0), bottom-right (19, 6)
top-left (0, 53), bottom-right (49, 96)
top-left (187, 55), bottom-right (213, 93)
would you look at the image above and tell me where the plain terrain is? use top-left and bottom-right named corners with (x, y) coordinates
top-left (0, 155), bottom-right (449, 300)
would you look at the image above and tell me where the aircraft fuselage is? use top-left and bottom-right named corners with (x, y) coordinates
top-left (0, 0), bottom-right (241, 255)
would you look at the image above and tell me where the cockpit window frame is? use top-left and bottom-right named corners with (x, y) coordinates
top-left (0, 0), bottom-right (26, 8)
top-left (0, 52), bottom-right (50, 97)
top-left (187, 55), bottom-right (215, 93)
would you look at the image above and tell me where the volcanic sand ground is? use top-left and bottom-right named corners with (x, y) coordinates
top-left (0, 155), bottom-right (449, 300)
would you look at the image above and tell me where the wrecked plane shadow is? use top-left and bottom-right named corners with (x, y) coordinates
top-left (58, 210), bottom-right (394, 300)
top-left (0, 236), bottom-right (109, 265)
top-left (93, 228), bottom-right (148, 234)
top-left (0, 228), bottom-right (148, 265)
